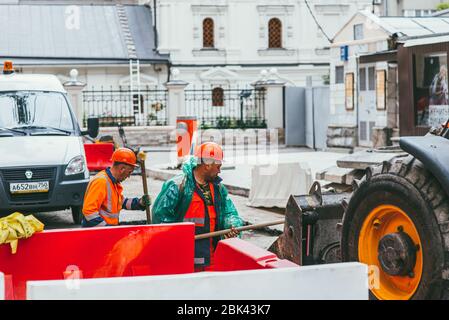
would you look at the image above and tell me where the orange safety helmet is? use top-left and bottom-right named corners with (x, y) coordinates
top-left (111, 147), bottom-right (138, 167)
top-left (194, 142), bottom-right (223, 164)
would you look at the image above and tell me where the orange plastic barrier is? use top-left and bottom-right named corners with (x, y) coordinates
top-left (212, 238), bottom-right (298, 271)
top-left (0, 224), bottom-right (194, 300)
top-left (84, 143), bottom-right (114, 171)
top-left (176, 116), bottom-right (198, 158)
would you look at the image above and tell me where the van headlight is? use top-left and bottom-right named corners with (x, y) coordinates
top-left (65, 156), bottom-right (86, 176)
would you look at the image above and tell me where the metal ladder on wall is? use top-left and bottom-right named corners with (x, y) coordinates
top-left (129, 59), bottom-right (142, 124)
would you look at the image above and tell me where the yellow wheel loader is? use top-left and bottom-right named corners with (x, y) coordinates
top-left (270, 124), bottom-right (449, 300)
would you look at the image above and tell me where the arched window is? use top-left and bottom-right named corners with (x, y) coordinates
top-left (212, 87), bottom-right (224, 107)
top-left (203, 18), bottom-right (215, 48)
top-left (268, 18), bottom-right (282, 48)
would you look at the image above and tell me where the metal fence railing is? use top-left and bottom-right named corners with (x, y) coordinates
top-left (82, 86), bottom-right (168, 127)
top-left (184, 86), bottom-right (266, 129)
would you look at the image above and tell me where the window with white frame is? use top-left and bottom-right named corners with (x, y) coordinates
top-left (335, 66), bottom-right (344, 84)
top-left (359, 68), bottom-right (367, 91)
top-left (403, 9), bottom-right (436, 17)
top-left (257, 5), bottom-right (294, 52)
top-left (354, 24), bottom-right (364, 41)
top-left (268, 18), bottom-right (282, 48)
top-left (203, 18), bottom-right (215, 48)
top-left (212, 87), bottom-right (224, 107)
top-left (368, 67), bottom-right (376, 91)
top-left (191, 5), bottom-right (227, 52)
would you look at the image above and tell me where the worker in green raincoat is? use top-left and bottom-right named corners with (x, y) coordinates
top-left (152, 142), bottom-right (243, 271)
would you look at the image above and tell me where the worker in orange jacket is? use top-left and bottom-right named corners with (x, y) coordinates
top-left (82, 147), bottom-right (150, 227)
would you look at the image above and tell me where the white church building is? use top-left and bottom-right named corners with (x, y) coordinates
top-left (150, 0), bottom-right (374, 88)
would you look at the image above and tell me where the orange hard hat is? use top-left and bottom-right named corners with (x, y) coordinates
top-left (111, 147), bottom-right (138, 167)
top-left (195, 142), bottom-right (223, 164)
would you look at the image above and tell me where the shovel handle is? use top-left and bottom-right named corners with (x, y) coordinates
top-left (194, 219), bottom-right (285, 240)
top-left (137, 151), bottom-right (151, 224)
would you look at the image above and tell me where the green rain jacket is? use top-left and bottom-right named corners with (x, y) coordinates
top-left (152, 157), bottom-right (244, 232)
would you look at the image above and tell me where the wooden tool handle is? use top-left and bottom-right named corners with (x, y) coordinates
top-left (194, 219), bottom-right (285, 240)
top-left (137, 151), bottom-right (151, 224)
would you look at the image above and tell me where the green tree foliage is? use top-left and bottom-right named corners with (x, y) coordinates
top-left (437, 3), bottom-right (449, 11)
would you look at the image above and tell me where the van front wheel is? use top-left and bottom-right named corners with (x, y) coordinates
top-left (71, 206), bottom-right (83, 225)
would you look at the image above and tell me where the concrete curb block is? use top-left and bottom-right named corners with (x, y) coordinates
top-left (0, 272), bottom-right (4, 300)
top-left (223, 184), bottom-right (250, 197)
top-left (146, 167), bottom-right (178, 182)
top-left (26, 263), bottom-right (369, 300)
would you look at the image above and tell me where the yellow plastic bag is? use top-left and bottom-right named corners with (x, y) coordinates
top-left (0, 212), bottom-right (45, 254)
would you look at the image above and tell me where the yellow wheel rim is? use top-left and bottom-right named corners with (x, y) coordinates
top-left (358, 205), bottom-right (423, 300)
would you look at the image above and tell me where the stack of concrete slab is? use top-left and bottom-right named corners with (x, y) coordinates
top-left (315, 166), bottom-right (364, 185)
top-left (316, 148), bottom-right (407, 187)
top-left (337, 149), bottom-right (407, 170)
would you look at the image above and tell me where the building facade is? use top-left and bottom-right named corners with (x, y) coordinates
top-left (328, 10), bottom-right (449, 149)
top-left (0, 3), bottom-right (170, 126)
top-left (398, 34), bottom-right (449, 137)
top-left (375, 0), bottom-right (445, 17)
top-left (0, 0), bottom-right (141, 4)
top-left (0, 3), bottom-right (169, 87)
top-left (149, 0), bottom-right (373, 88)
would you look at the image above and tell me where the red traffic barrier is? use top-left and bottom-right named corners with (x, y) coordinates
top-left (212, 238), bottom-right (298, 272)
top-left (0, 224), bottom-right (194, 300)
top-left (84, 143), bottom-right (114, 171)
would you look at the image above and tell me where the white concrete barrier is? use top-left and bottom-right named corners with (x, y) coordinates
top-left (27, 263), bottom-right (368, 300)
top-left (247, 162), bottom-right (312, 208)
top-left (0, 272), bottom-right (4, 300)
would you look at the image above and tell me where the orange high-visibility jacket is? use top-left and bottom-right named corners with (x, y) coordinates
top-left (82, 169), bottom-right (141, 227)
top-left (184, 182), bottom-right (217, 270)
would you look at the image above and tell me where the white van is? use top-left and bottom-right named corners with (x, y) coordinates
top-left (0, 62), bottom-right (99, 224)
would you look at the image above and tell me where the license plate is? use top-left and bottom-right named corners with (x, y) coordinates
top-left (10, 181), bottom-right (49, 194)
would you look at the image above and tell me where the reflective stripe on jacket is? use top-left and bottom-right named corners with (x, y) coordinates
top-left (184, 178), bottom-right (219, 268)
top-left (82, 170), bottom-right (124, 226)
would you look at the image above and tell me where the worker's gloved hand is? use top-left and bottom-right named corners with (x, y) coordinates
top-left (139, 194), bottom-right (152, 208)
top-left (223, 226), bottom-right (240, 239)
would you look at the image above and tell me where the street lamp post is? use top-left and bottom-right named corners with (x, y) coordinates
top-left (239, 89), bottom-right (252, 127)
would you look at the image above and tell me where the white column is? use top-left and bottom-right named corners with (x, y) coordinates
top-left (255, 80), bottom-right (285, 129)
top-left (158, 3), bottom-right (170, 51)
top-left (165, 80), bottom-right (189, 126)
top-left (63, 69), bottom-right (87, 127)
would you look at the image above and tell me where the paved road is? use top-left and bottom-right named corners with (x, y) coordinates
top-left (37, 175), bottom-right (282, 250)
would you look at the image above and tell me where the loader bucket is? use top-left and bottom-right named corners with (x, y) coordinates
top-left (84, 142), bottom-right (114, 172)
top-left (269, 182), bottom-right (351, 266)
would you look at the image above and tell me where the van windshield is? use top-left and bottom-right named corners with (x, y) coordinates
top-left (0, 91), bottom-right (75, 134)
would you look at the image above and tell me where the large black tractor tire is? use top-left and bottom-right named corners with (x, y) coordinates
top-left (341, 155), bottom-right (449, 300)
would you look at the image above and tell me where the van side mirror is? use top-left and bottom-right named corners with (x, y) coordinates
top-left (82, 117), bottom-right (99, 139)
